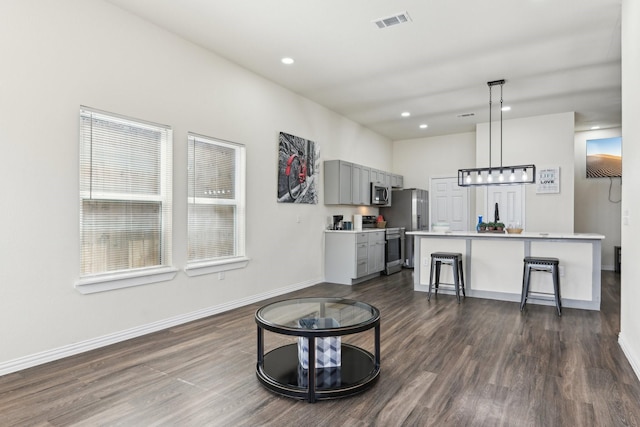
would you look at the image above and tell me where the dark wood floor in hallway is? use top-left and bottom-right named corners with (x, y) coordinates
top-left (1, 270), bottom-right (639, 426)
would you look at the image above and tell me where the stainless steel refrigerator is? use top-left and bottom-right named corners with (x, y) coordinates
top-left (379, 188), bottom-right (429, 268)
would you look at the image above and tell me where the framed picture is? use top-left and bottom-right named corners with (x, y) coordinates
top-left (277, 132), bottom-right (320, 204)
top-left (586, 137), bottom-right (622, 178)
top-left (536, 167), bottom-right (560, 194)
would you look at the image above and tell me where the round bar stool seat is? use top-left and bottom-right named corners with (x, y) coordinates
top-left (520, 256), bottom-right (561, 316)
top-left (428, 252), bottom-right (465, 303)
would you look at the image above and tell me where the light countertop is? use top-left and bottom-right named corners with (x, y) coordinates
top-left (324, 229), bottom-right (386, 233)
top-left (406, 230), bottom-right (605, 240)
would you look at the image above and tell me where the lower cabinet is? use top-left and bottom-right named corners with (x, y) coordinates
top-left (325, 231), bottom-right (385, 285)
top-left (367, 231), bottom-right (385, 274)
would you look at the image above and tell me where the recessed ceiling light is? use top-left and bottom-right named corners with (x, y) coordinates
top-left (281, 57), bottom-right (294, 65)
top-left (501, 106), bottom-right (511, 111)
top-left (401, 112), bottom-right (411, 117)
top-left (419, 124), bottom-right (428, 129)
top-left (591, 126), bottom-right (601, 130)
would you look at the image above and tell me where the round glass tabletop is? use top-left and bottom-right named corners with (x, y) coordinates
top-left (255, 297), bottom-right (379, 335)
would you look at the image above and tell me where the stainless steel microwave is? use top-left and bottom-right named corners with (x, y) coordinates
top-left (371, 182), bottom-right (390, 205)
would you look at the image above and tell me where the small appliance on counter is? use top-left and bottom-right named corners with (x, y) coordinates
top-left (332, 215), bottom-right (343, 230)
top-left (353, 214), bottom-right (363, 231)
top-left (361, 215), bottom-right (377, 229)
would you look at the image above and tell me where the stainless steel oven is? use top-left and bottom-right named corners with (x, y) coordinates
top-left (384, 227), bottom-right (405, 275)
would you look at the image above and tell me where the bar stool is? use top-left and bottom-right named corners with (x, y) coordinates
top-left (428, 252), bottom-right (465, 303)
top-left (520, 256), bottom-right (562, 316)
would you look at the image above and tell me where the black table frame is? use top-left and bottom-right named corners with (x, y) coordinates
top-left (255, 297), bottom-right (380, 403)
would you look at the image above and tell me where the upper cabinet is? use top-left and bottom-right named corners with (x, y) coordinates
top-left (324, 160), bottom-right (401, 205)
top-left (391, 174), bottom-right (403, 188)
top-left (352, 164), bottom-right (371, 205)
top-left (324, 160), bottom-right (353, 205)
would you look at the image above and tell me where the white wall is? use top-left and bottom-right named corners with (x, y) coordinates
top-left (0, 0), bottom-right (390, 370)
top-left (476, 112), bottom-right (576, 232)
top-left (392, 132), bottom-right (476, 188)
top-left (619, 0), bottom-right (640, 381)
top-left (574, 128), bottom-right (622, 270)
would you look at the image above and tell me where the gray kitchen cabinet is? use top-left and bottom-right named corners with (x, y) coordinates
top-left (370, 169), bottom-right (382, 184)
top-left (391, 174), bottom-right (404, 188)
top-left (325, 160), bottom-right (372, 205)
top-left (360, 165), bottom-right (371, 205)
top-left (381, 171), bottom-right (391, 188)
top-left (324, 160), bottom-right (353, 205)
top-left (353, 163), bottom-right (371, 205)
top-left (352, 163), bottom-right (363, 205)
top-left (324, 231), bottom-right (384, 285)
top-left (325, 160), bottom-right (398, 205)
top-left (372, 169), bottom-right (397, 188)
top-left (367, 231), bottom-right (385, 274)
top-left (355, 233), bottom-right (369, 277)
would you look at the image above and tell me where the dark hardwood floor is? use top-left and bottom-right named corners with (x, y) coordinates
top-left (1, 270), bottom-right (639, 426)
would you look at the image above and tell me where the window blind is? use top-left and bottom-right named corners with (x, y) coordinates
top-left (79, 107), bottom-right (172, 276)
top-left (188, 133), bottom-right (245, 263)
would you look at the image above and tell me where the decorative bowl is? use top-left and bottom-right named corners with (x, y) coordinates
top-left (506, 228), bottom-right (523, 234)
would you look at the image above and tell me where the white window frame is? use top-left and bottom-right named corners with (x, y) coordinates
top-left (76, 107), bottom-right (176, 294)
top-left (184, 132), bottom-right (248, 277)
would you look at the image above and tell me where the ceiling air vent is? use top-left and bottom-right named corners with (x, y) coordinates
top-left (457, 112), bottom-right (476, 118)
top-left (372, 12), bottom-right (412, 29)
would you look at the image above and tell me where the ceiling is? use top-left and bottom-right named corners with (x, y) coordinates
top-left (105, 0), bottom-right (622, 141)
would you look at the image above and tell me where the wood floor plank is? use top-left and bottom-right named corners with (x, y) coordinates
top-left (1, 270), bottom-right (639, 426)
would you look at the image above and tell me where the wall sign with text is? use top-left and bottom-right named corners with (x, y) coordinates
top-left (536, 167), bottom-right (560, 194)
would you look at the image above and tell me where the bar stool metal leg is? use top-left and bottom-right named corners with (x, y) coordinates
top-left (428, 258), bottom-right (435, 301)
top-left (452, 260), bottom-right (460, 303)
top-left (553, 264), bottom-right (562, 316)
top-left (520, 263), bottom-right (528, 311)
top-left (458, 257), bottom-right (466, 298)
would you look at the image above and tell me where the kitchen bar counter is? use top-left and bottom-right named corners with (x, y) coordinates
top-left (407, 230), bottom-right (604, 310)
top-left (324, 229), bottom-right (385, 233)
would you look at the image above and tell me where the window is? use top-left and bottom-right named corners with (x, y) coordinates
top-left (186, 133), bottom-right (247, 276)
top-left (77, 107), bottom-right (175, 293)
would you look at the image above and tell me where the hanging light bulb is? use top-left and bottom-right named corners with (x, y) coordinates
top-left (509, 169), bottom-right (516, 182)
top-left (499, 169), bottom-right (505, 182)
top-left (465, 172), bottom-right (471, 184)
top-left (522, 169), bottom-right (528, 180)
top-left (476, 171), bottom-right (482, 183)
top-left (487, 170), bottom-right (493, 183)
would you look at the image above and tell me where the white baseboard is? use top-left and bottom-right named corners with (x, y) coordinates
top-left (0, 278), bottom-right (321, 377)
top-left (619, 332), bottom-right (640, 382)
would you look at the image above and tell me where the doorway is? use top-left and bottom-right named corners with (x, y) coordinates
top-left (484, 185), bottom-right (524, 227)
top-left (430, 177), bottom-right (469, 231)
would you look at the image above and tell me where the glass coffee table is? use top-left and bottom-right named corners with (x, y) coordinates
top-left (255, 297), bottom-right (380, 403)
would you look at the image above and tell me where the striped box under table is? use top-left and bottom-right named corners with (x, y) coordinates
top-left (297, 318), bottom-right (341, 369)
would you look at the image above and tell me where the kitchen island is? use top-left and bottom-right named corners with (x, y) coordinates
top-left (407, 231), bottom-right (605, 310)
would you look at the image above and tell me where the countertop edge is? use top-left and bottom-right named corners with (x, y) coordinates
top-left (324, 229), bottom-right (386, 233)
top-left (406, 231), bottom-right (605, 240)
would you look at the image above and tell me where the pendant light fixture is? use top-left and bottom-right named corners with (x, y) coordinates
top-left (458, 79), bottom-right (535, 187)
